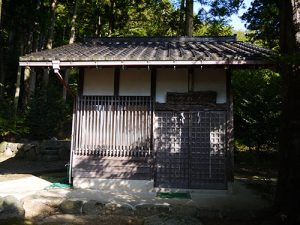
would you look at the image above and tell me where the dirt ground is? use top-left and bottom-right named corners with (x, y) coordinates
top-left (0, 152), bottom-right (278, 225)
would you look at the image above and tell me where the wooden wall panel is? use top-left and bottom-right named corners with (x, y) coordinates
top-left (72, 155), bottom-right (152, 180)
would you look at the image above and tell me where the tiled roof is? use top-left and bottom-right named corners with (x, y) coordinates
top-left (19, 36), bottom-right (273, 66)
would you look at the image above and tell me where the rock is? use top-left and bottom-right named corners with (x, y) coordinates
top-left (23, 143), bottom-right (35, 152)
top-left (82, 200), bottom-right (105, 215)
top-left (144, 214), bottom-right (203, 225)
top-left (22, 196), bottom-right (60, 219)
top-left (4, 147), bottom-right (13, 157)
top-left (15, 144), bottom-right (26, 158)
top-left (59, 199), bottom-right (83, 214)
top-left (10, 143), bottom-right (19, 154)
top-left (17, 143), bottom-right (24, 150)
top-left (40, 214), bottom-right (142, 225)
top-left (0, 195), bottom-right (25, 220)
top-left (104, 202), bottom-right (133, 216)
top-left (0, 142), bottom-right (7, 154)
top-left (135, 203), bottom-right (170, 216)
top-left (41, 214), bottom-right (87, 224)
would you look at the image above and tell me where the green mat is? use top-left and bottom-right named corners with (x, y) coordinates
top-left (156, 192), bottom-right (191, 199)
top-left (45, 177), bottom-right (72, 189)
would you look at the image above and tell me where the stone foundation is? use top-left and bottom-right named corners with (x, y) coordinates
top-left (0, 140), bottom-right (70, 161)
top-left (73, 178), bottom-right (154, 192)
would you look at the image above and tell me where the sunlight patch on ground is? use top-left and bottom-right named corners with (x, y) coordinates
top-left (0, 174), bottom-right (51, 199)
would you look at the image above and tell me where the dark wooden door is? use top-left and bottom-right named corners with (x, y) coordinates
top-left (154, 110), bottom-right (227, 189)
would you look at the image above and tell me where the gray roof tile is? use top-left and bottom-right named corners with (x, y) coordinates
top-left (19, 36), bottom-right (273, 64)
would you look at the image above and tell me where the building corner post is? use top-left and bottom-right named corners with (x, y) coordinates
top-left (226, 68), bottom-right (234, 187)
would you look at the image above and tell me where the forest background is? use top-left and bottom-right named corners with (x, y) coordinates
top-left (0, 0), bottom-right (299, 223)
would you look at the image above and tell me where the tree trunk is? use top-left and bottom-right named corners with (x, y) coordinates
top-left (185, 0), bottom-right (193, 37)
top-left (63, 0), bottom-right (79, 101)
top-left (95, 15), bottom-right (101, 37)
top-left (14, 66), bottom-right (22, 111)
top-left (0, 0), bottom-right (2, 25)
top-left (46, 0), bottom-right (57, 49)
top-left (43, 69), bottom-right (49, 88)
top-left (0, 48), bottom-right (4, 96)
top-left (26, 0), bottom-right (42, 99)
top-left (32, 0), bottom-right (41, 53)
top-left (276, 1), bottom-right (300, 224)
top-left (29, 69), bottom-right (36, 97)
top-left (14, 38), bottom-right (24, 112)
top-left (108, 0), bottom-right (115, 37)
top-left (179, 0), bottom-right (185, 35)
top-left (69, 0), bottom-right (79, 44)
top-left (22, 66), bottom-right (31, 109)
top-left (43, 0), bottom-right (57, 91)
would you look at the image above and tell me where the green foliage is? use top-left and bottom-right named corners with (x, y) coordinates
top-left (0, 99), bottom-right (28, 141)
top-left (1, 0), bottom-right (275, 143)
top-left (194, 22), bottom-right (233, 36)
top-left (195, 0), bottom-right (243, 33)
top-left (234, 30), bottom-right (247, 42)
top-left (25, 76), bottom-right (72, 140)
top-left (232, 69), bottom-right (282, 151)
top-left (114, 0), bottom-right (177, 36)
top-left (241, 0), bottom-right (279, 50)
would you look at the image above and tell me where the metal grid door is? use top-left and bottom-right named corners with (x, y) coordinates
top-left (154, 111), bottom-right (189, 188)
top-left (154, 110), bottom-right (227, 189)
top-left (189, 111), bottom-right (227, 189)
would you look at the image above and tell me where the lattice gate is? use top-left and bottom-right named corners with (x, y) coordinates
top-left (71, 96), bottom-right (153, 180)
top-left (154, 110), bottom-right (227, 189)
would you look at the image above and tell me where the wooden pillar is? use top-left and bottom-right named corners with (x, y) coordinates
top-left (114, 67), bottom-right (120, 96)
top-left (150, 67), bottom-right (157, 186)
top-left (188, 66), bottom-right (194, 92)
top-left (226, 68), bottom-right (234, 185)
top-left (151, 67), bottom-right (156, 101)
top-left (78, 68), bottom-right (84, 96)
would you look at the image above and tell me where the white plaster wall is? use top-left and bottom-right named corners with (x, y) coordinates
top-left (83, 68), bottom-right (114, 95)
top-left (193, 68), bottom-right (227, 103)
top-left (156, 68), bottom-right (188, 103)
top-left (83, 67), bottom-right (226, 103)
top-left (119, 68), bottom-right (150, 96)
